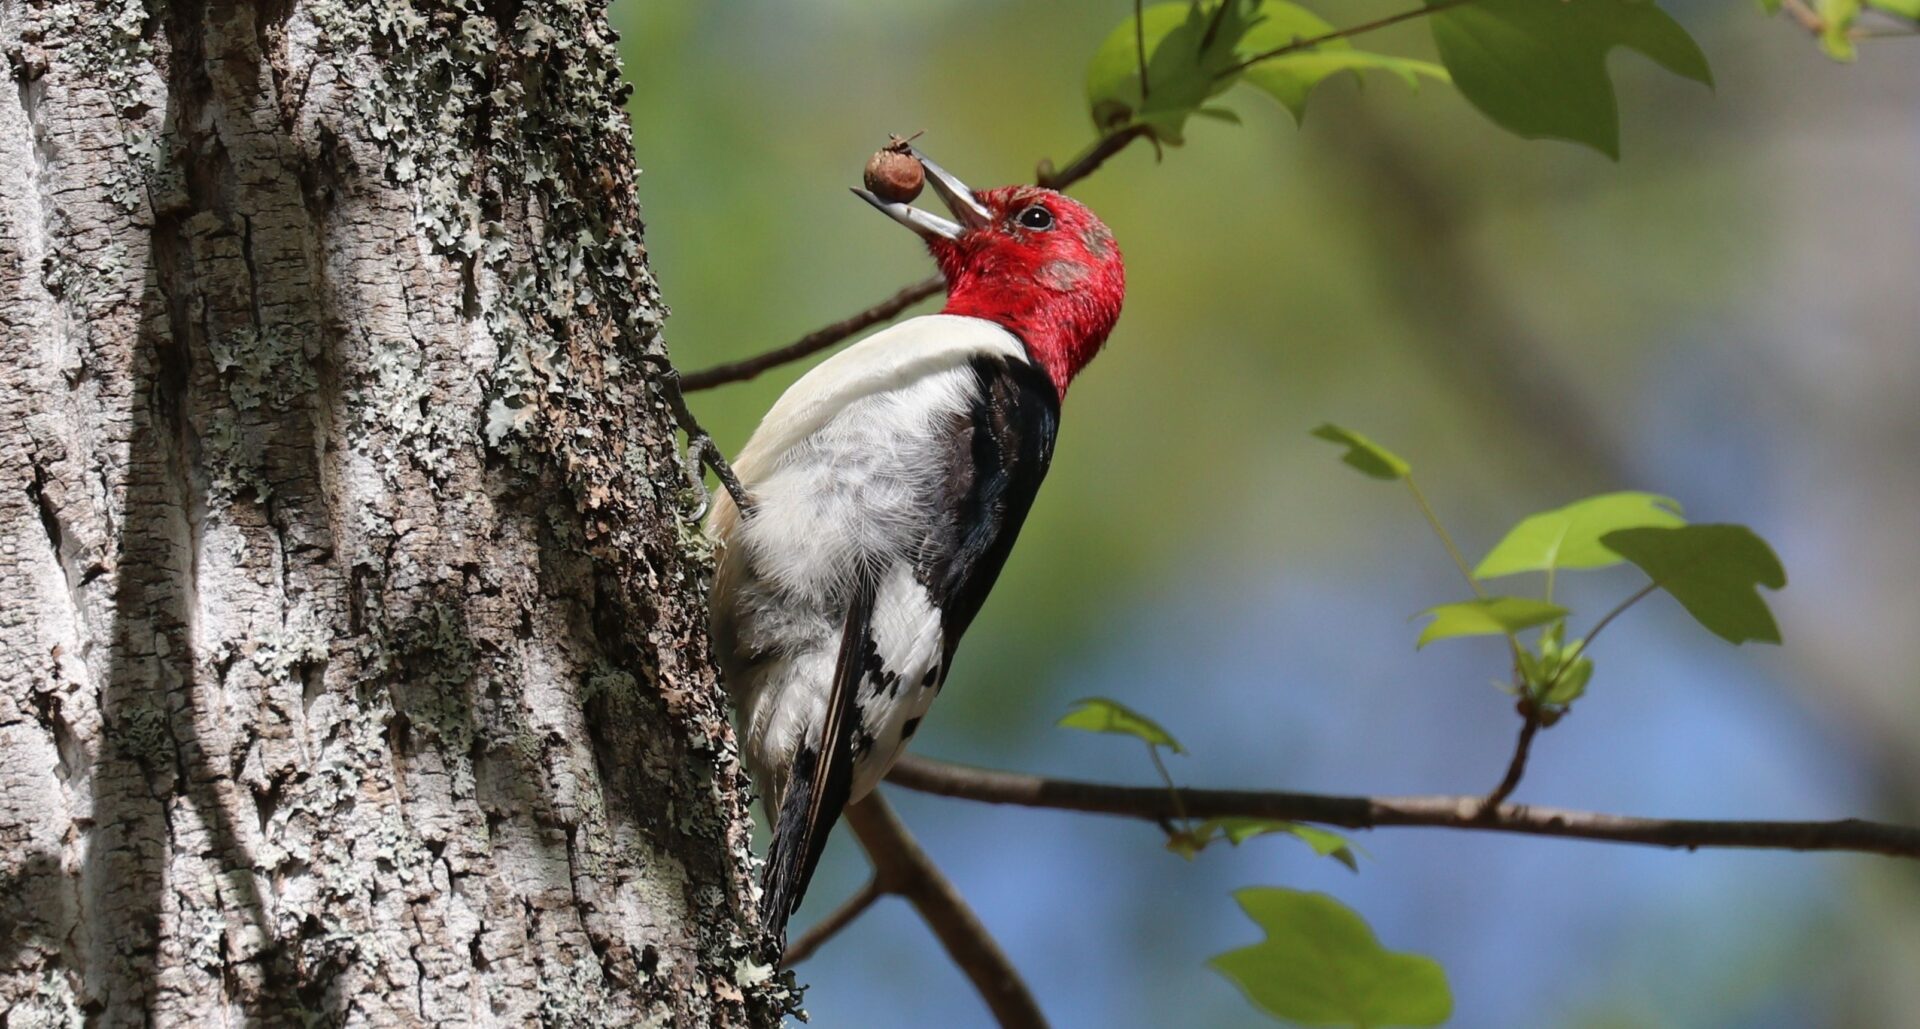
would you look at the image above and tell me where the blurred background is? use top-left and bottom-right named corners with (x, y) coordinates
top-left (609, 2), bottom-right (1920, 1025)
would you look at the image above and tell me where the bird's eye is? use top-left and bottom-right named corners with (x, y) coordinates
top-left (1016, 205), bottom-right (1054, 230)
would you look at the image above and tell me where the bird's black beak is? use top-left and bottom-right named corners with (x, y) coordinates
top-left (852, 149), bottom-right (993, 242)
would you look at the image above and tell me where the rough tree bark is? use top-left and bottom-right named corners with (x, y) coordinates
top-left (0, 1), bottom-right (783, 1024)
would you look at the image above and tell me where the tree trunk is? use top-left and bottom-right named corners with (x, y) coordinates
top-left (0, 1), bottom-right (781, 1024)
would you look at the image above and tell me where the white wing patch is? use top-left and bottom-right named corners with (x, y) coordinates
top-left (849, 563), bottom-right (946, 801)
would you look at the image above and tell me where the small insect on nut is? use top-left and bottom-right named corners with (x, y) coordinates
top-left (863, 133), bottom-right (925, 204)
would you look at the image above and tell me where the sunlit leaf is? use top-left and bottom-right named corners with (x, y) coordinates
top-left (1416, 597), bottom-right (1568, 648)
top-left (1475, 492), bottom-right (1686, 578)
top-left (1523, 623), bottom-right (1595, 705)
top-left (1539, 652), bottom-right (1594, 705)
top-left (1428, 0), bottom-right (1712, 158)
top-left (1194, 106), bottom-right (1244, 125)
top-left (1601, 525), bottom-right (1786, 644)
top-left (1212, 888), bottom-right (1452, 1027)
top-left (1087, 2), bottom-right (1448, 141)
top-left (1237, 6), bottom-right (1450, 123)
top-left (1085, 1), bottom-right (1258, 144)
top-left (1310, 423), bottom-right (1411, 481)
top-left (1818, 0), bottom-right (1863, 59)
top-left (1059, 697), bottom-right (1186, 752)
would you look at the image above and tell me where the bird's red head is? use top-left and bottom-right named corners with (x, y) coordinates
top-left (855, 154), bottom-right (1125, 399)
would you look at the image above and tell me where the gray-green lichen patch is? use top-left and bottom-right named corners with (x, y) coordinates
top-left (198, 409), bottom-right (275, 506)
top-left (5, 972), bottom-right (84, 1029)
top-left (536, 952), bottom-right (620, 1028)
top-left (363, 601), bottom-right (481, 770)
top-left (113, 694), bottom-right (174, 767)
top-left (207, 325), bottom-right (316, 412)
top-left (46, 0), bottom-right (151, 113)
top-left (244, 612), bottom-right (333, 683)
top-left (580, 659), bottom-right (638, 706)
top-left (354, 332), bottom-right (466, 481)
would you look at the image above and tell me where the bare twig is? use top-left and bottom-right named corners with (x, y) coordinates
top-left (1483, 581), bottom-right (1661, 808)
top-left (1218, 0), bottom-right (1476, 78)
top-left (887, 754), bottom-right (1920, 859)
top-left (842, 794), bottom-right (1048, 1028)
top-left (782, 877), bottom-right (886, 966)
top-left (1037, 125), bottom-right (1149, 191)
top-left (1780, 0), bottom-right (1826, 34)
top-left (679, 277), bottom-right (944, 392)
top-left (1480, 713), bottom-right (1543, 813)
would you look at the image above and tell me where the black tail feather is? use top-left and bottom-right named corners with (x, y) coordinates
top-left (760, 746), bottom-right (832, 938)
top-left (760, 580), bottom-right (873, 943)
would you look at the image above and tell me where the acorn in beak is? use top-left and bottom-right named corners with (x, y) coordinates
top-left (853, 148), bottom-right (992, 241)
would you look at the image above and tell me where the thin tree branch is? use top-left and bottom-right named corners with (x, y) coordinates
top-left (842, 794), bottom-right (1048, 1028)
top-left (1483, 581), bottom-right (1661, 809)
top-left (1218, 0), bottom-right (1476, 79)
top-left (1037, 125), bottom-right (1149, 191)
top-left (679, 277), bottom-right (943, 392)
top-left (887, 754), bottom-right (1920, 859)
top-left (1481, 712), bottom-right (1543, 812)
top-left (782, 877), bottom-right (886, 966)
top-left (1780, 0), bottom-right (1826, 34)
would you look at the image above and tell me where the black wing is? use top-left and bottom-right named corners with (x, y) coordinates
top-left (916, 355), bottom-right (1061, 665)
top-left (760, 575), bottom-right (874, 940)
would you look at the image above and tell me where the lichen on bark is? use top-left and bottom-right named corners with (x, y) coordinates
top-left (0, 1), bottom-right (781, 1024)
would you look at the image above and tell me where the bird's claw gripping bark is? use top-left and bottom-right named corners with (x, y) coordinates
top-left (638, 352), bottom-right (756, 517)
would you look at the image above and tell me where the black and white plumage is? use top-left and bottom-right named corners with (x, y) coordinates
top-left (710, 151), bottom-right (1124, 941)
top-left (708, 314), bottom-right (1058, 932)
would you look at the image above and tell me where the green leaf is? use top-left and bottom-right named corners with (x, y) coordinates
top-left (1310, 423), bottom-right (1411, 481)
top-left (1058, 697), bottom-right (1186, 753)
top-left (1172, 818), bottom-right (1361, 870)
top-left (1818, 0), bottom-right (1863, 60)
top-left (1475, 492), bottom-right (1686, 579)
top-left (1237, 5), bottom-right (1449, 123)
top-left (1428, 0), bottom-right (1713, 158)
top-left (1417, 597), bottom-right (1568, 647)
top-left (1087, 2), bottom-right (1448, 141)
top-left (1524, 623), bottom-right (1595, 705)
top-left (1866, 0), bottom-right (1920, 18)
top-left (1417, 597), bottom-right (1568, 648)
top-left (1539, 653), bottom-right (1594, 705)
top-left (1600, 525), bottom-right (1787, 644)
top-left (1086, 1), bottom-right (1258, 144)
top-left (1212, 888), bottom-right (1452, 1028)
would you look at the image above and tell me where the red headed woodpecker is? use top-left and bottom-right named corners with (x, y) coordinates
top-left (708, 150), bottom-right (1125, 939)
